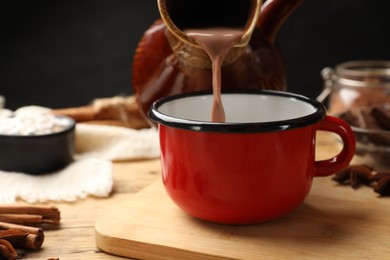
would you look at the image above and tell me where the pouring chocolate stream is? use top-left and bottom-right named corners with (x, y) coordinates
top-left (186, 28), bottom-right (244, 122)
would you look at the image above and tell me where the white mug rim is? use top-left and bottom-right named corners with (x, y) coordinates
top-left (148, 90), bottom-right (326, 133)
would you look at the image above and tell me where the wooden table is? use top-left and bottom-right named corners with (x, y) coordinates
top-left (28, 132), bottom-right (390, 259)
top-left (27, 159), bottom-right (162, 260)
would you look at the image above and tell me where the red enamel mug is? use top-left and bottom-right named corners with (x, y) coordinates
top-left (149, 90), bottom-right (356, 224)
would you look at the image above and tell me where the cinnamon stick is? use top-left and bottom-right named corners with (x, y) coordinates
top-left (0, 214), bottom-right (43, 225)
top-left (0, 229), bottom-right (28, 244)
top-left (0, 221), bottom-right (43, 236)
top-left (0, 229), bottom-right (43, 250)
top-left (52, 95), bottom-right (150, 129)
top-left (53, 105), bottom-right (96, 122)
top-left (0, 205), bottom-right (61, 258)
top-left (24, 233), bottom-right (44, 250)
top-left (0, 222), bottom-right (44, 250)
top-left (0, 205), bottom-right (60, 225)
top-left (0, 205), bottom-right (60, 218)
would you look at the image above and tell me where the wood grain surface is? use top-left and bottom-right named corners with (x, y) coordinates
top-left (95, 132), bottom-right (390, 260)
top-left (26, 132), bottom-right (390, 259)
top-left (95, 177), bottom-right (390, 260)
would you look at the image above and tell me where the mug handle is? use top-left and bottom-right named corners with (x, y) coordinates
top-left (315, 115), bottom-right (356, 177)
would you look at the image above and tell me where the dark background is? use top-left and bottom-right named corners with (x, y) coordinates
top-left (1, 0), bottom-right (390, 110)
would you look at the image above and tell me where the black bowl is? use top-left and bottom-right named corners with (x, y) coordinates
top-left (0, 116), bottom-right (75, 174)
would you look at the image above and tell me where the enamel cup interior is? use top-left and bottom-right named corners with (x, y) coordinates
top-left (157, 92), bottom-right (318, 123)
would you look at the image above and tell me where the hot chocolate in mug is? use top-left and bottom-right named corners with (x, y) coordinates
top-left (149, 90), bottom-right (356, 224)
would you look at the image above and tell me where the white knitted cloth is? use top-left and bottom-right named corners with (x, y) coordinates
top-left (0, 123), bottom-right (160, 204)
top-left (0, 158), bottom-right (112, 204)
top-left (75, 124), bottom-right (160, 161)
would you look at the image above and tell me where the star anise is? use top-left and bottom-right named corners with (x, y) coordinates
top-left (0, 239), bottom-right (17, 260)
top-left (372, 171), bottom-right (390, 196)
top-left (332, 164), bottom-right (375, 189)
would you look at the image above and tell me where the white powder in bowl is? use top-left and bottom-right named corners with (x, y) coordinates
top-left (0, 106), bottom-right (73, 136)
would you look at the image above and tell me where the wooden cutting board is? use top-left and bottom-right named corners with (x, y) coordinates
top-left (95, 176), bottom-right (390, 260)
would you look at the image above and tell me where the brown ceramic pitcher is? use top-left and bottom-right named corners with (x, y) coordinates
top-left (132, 0), bottom-right (304, 115)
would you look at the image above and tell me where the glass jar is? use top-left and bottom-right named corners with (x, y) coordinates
top-left (319, 60), bottom-right (390, 115)
top-left (319, 60), bottom-right (390, 168)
